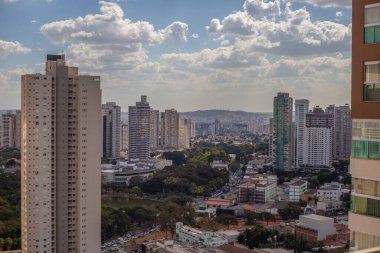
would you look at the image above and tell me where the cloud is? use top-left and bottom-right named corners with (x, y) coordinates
top-left (336, 11), bottom-right (343, 17)
top-left (30, 20), bottom-right (37, 23)
top-left (206, 1), bottom-right (351, 56)
top-left (191, 33), bottom-right (199, 39)
top-left (40, 1), bottom-right (188, 45)
top-left (289, 0), bottom-right (351, 8)
top-left (0, 0), bottom-right (17, 3)
top-left (0, 40), bottom-right (31, 57)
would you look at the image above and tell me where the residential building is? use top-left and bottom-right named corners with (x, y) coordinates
top-left (238, 176), bottom-right (277, 203)
top-left (128, 95), bottom-right (151, 160)
top-left (326, 104), bottom-right (352, 160)
top-left (317, 182), bottom-right (342, 201)
top-left (102, 102), bottom-right (121, 159)
top-left (145, 239), bottom-right (225, 253)
top-left (179, 117), bottom-right (191, 149)
top-left (121, 122), bottom-right (128, 150)
top-left (190, 121), bottom-right (196, 138)
top-left (349, 1), bottom-right (380, 249)
top-left (0, 110), bottom-right (21, 149)
top-left (215, 119), bottom-right (221, 136)
top-left (21, 55), bottom-right (101, 253)
top-left (175, 222), bottom-right (227, 247)
top-left (305, 107), bottom-right (334, 167)
top-left (272, 92), bottom-right (293, 171)
top-left (317, 200), bottom-right (343, 213)
top-left (295, 214), bottom-right (337, 242)
top-left (289, 179), bottom-right (308, 202)
top-left (150, 109), bottom-right (159, 150)
top-left (161, 109), bottom-right (179, 149)
top-left (295, 99), bottom-right (309, 167)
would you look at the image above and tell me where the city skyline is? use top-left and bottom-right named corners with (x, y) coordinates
top-left (0, 0), bottom-right (351, 112)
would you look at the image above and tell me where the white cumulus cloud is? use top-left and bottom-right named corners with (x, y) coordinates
top-left (0, 40), bottom-right (31, 58)
top-left (289, 0), bottom-right (351, 8)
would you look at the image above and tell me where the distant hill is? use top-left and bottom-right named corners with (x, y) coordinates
top-left (121, 110), bottom-right (272, 124)
top-left (181, 110), bottom-right (272, 124)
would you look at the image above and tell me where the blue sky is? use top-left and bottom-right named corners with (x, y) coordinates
top-left (0, 0), bottom-right (352, 111)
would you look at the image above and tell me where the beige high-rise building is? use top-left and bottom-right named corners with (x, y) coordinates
top-left (150, 110), bottom-right (159, 150)
top-left (179, 118), bottom-right (191, 149)
top-left (21, 55), bottom-right (101, 253)
top-left (161, 109), bottom-right (179, 149)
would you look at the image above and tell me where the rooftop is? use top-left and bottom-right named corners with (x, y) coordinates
top-left (300, 214), bottom-right (333, 221)
top-left (290, 180), bottom-right (307, 187)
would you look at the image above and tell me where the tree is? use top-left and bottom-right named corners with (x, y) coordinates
top-left (260, 212), bottom-right (276, 225)
top-left (4, 237), bottom-right (13, 251)
top-left (129, 176), bottom-right (145, 188)
top-left (216, 214), bottom-right (238, 229)
top-left (238, 226), bottom-right (279, 249)
top-left (162, 151), bottom-right (186, 166)
top-left (0, 238), bottom-right (4, 251)
top-left (130, 186), bottom-right (143, 196)
top-left (278, 203), bottom-right (303, 220)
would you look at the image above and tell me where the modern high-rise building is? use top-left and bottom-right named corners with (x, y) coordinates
top-left (305, 107), bottom-right (333, 167)
top-left (179, 118), bottom-right (191, 149)
top-left (128, 95), bottom-right (151, 160)
top-left (150, 110), bottom-right (159, 150)
top-left (161, 109), bottom-right (179, 149)
top-left (21, 55), bottom-right (101, 253)
top-left (121, 122), bottom-right (128, 151)
top-left (326, 104), bottom-right (352, 161)
top-left (349, 1), bottom-right (380, 250)
top-left (272, 92), bottom-right (293, 171)
top-left (214, 119), bottom-right (221, 136)
top-left (294, 99), bottom-right (309, 167)
top-left (102, 102), bottom-right (121, 159)
top-left (0, 110), bottom-right (21, 149)
top-left (190, 121), bottom-right (196, 138)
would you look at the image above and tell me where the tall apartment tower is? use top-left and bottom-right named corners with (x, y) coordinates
top-left (305, 107), bottom-right (333, 167)
top-left (150, 110), bottom-right (159, 150)
top-left (121, 122), bottom-right (128, 151)
top-left (272, 92), bottom-right (293, 171)
top-left (21, 55), bottom-right (101, 253)
top-left (179, 118), bottom-right (191, 149)
top-left (326, 104), bottom-right (352, 160)
top-left (294, 100), bottom-right (309, 167)
top-left (102, 102), bottom-right (121, 159)
top-left (0, 110), bottom-right (21, 149)
top-left (128, 95), bottom-right (151, 160)
top-left (349, 1), bottom-right (380, 250)
top-left (161, 109), bottom-right (179, 149)
top-left (190, 121), bottom-right (196, 138)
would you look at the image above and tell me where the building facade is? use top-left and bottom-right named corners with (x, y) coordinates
top-left (349, 1), bottom-right (380, 249)
top-left (305, 107), bottom-right (334, 167)
top-left (0, 110), bottom-right (21, 149)
top-left (21, 55), bottom-right (101, 253)
top-left (161, 109), bottom-right (179, 149)
top-left (175, 222), bottom-right (227, 247)
top-left (102, 102), bottom-right (121, 159)
top-left (150, 110), bottom-right (160, 150)
top-left (179, 118), bottom-right (191, 149)
top-left (121, 122), bottom-right (128, 151)
top-left (295, 99), bottom-right (309, 168)
top-left (128, 96), bottom-right (151, 160)
top-left (289, 180), bottom-right (308, 202)
top-left (272, 92), bottom-right (293, 171)
top-left (326, 104), bottom-right (352, 161)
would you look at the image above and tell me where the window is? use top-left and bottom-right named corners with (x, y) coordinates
top-left (365, 5), bottom-right (380, 44)
top-left (352, 196), bottom-right (380, 218)
top-left (364, 62), bottom-right (380, 101)
top-left (352, 140), bottom-right (380, 160)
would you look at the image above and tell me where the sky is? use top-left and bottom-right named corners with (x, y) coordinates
top-left (0, 0), bottom-right (352, 112)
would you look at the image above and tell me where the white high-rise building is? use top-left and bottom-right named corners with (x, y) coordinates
top-left (150, 110), bottom-right (159, 150)
top-left (305, 107), bottom-right (333, 167)
top-left (21, 55), bottom-right (101, 253)
top-left (190, 121), bottom-right (196, 138)
top-left (295, 99), bottom-right (309, 167)
top-left (0, 110), bottom-right (21, 149)
top-left (128, 95), bottom-right (151, 160)
top-left (102, 102), bottom-right (121, 159)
